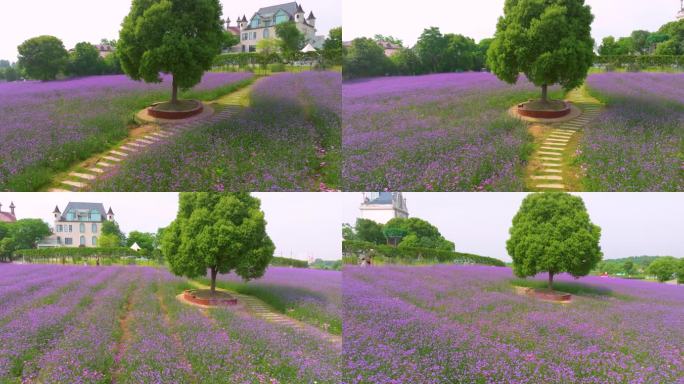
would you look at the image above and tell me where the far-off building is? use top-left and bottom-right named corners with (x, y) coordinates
top-left (359, 192), bottom-right (409, 224)
top-left (678, 0), bottom-right (684, 20)
top-left (231, 2), bottom-right (319, 53)
top-left (38, 202), bottom-right (115, 248)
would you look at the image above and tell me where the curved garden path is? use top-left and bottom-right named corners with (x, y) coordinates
top-left (47, 82), bottom-right (257, 192)
top-left (187, 280), bottom-right (342, 348)
top-left (525, 85), bottom-right (602, 191)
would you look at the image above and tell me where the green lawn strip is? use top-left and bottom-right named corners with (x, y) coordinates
top-left (509, 278), bottom-right (631, 299)
top-left (18, 77), bottom-right (253, 192)
top-left (6, 269), bottom-right (122, 380)
top-left (203, 278), bottom-right (342, 336)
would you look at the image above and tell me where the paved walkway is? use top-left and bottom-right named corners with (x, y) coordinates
top-left (526, 86), bottom-right (602, 191)
top-left (187, 280), bottom-right (342, 348)
top-left (48, 84), bottom-right (254, 192)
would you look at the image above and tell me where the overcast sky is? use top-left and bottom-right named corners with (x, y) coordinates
top-left (343, 0), bottom-right (682, 47)
top-left (1, 192), bottom-right (341, 261)
top-left (342, 193), bottom-right (684, 262)
top-left (0, 0), bottom-right (341, 62)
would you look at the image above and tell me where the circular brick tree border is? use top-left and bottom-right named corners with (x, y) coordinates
top-left (182, 289), bottom-right (238, 306)
top-left (517, 101), bottom-right (571, 118)
top-left (148, 100), bottom-right (204, 119)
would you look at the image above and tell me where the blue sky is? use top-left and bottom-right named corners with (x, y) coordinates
top-left (2, 192), bottom-right (342, 261)
top-left (342, 193), bottom-right (684, 262)
top-left (0, 0), bottom-right (341, 62)
top-left (343, 0), bottom-right (683, 47)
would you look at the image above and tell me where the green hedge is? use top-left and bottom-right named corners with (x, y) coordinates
top-left (342, 240), bottom-right (505, 267)
top-left (595, 55), bottom-right (684, 67)
top-left (270, 256), bottom-right (308, 268)
top-left (14, 247), bottom-right (137, 260)
top-left (212, 52), bottom-right (324, 69)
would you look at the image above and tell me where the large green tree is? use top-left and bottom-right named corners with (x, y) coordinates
top-left (343, 37), bottom-right (393, 79)
top-left (118, 0), bottom-right (225, 104)
top-left (353, 218), bottom-right (386, 245)
top-left (488, 0), bottom-right (595, 103)
top-left (126, 231), bottom-right (155, 252)
top-left (323, 27), bottom-right (343, 65)
top-left (102, 221), bottom-right (126, 246)
top-left (9, 219), bottom-right (51, 250)
top-left (162, 193), bottom-right (275, 294)
top-left (67, 42), bottom-right (101, 76)
top-left (507, 193), bottom-right (602, 289)
top-left (384, 217), bottom-right (455, 251)
top-left (415, 27), bottom-right (448, 73)
top-left (646, 257), bottom-right (678, 282)
top-left (275, 21), bottom-right (305, 60)
top-left (17, 35), bottom-right (68, 80)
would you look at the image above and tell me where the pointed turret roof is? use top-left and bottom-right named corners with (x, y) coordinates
top-left (296, 3), bottom-right (304, 13)
top-left (53, 205), bottom-right (61, 214)
top-left (107, 207), bottom-right (114, 215)
top-left (307, 11), bottom-right (316, 19)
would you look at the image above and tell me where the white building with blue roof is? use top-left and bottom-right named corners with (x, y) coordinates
top-left (359, 192), bottom-right (409, 224)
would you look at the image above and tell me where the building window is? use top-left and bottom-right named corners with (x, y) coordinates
top-left (91, 210), bottom-right (101, 221)
top-left (56, 225), bottom-right (62, 232)
top-left (92, 223), bottom-right (97, 233)
top-left (65, 238), bottom-right (73, 245)
top-left (263, 29), bottom-right (269, 38)
top-left (92, 236), bottom-right (97, 246)
top-left (57, 236), bottom-right (61, 244)
top-left (249, 45), bottom-right (257, 52)
top-left (242, 33), bottom-right (248, 41)
top-left (80, 236), bottom-right (85, 246)
top-left (66, 212), bottom-right (74, 221)
top-left (80, 223), bottom-right (85, 233)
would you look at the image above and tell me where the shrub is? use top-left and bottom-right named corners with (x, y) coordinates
top-left (342, 240), bottom-right (505, 267)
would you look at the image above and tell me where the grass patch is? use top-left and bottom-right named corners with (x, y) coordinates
top-left (510, 278), bottom-right (616, 297)
top-left (205, 278), bottom-right (341, 336)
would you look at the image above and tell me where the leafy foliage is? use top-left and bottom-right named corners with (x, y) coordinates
top-left (342, 240), bottom-right (505, 267)
top-left (646, 256), bottom-right (679, 282)
top-left (275, 21), bottom-right (305, 60)
top-left (488, 0), bottom-right (595, 100)
top-left (66, 42), bottom-right (101, 77)
top-left (162, 193), bottom-right (275, 292)
top-left (118, 0), bottom-right (225, 103)
top-left (102, 221), bottom-right (126, 246)
top-left (126, 231), bottom-right (156, 252)
top-left (506, 193), bottom-right (602, 288)
top-left (17, 35), bottom-right (68, 80)
top-left (343, 37), bottom-right (393, 79)
top-left (384, 217), bottom-right (455, 251)
top-left (0, 219), bottom-right (51, 261)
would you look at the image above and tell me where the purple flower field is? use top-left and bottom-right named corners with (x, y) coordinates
top-left (92, 71), bottom-right (342, 191)
top-left (0, 263), bottom-right (341, 383)
top-left (342, 72), bottom-right (560, 191)
top-left (0, 72), bottom-right (252, 190)
top-left (343, 265), bottom-right (684, 384)
top-left (220, 266), bottom-right (342, 334)
top-left (582, 73), bottom-right (684, 191)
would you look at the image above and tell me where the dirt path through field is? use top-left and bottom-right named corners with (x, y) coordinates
top-left (186, 280), bottom-right (342, 348)
top-left (111, 285), bottom-right (136, 384)
top-left (524, 85), bottom-right (602, 191)
top-left (46, 79), bottom-right (260, 192)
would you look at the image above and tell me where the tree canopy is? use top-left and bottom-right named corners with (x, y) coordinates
top-left (276, 21), bottom-right (305, 60)
top-left (118, 0), bottom-right (225, 104)
top-left (646, 257), bottom-right (679, 282)
top-left (102, 221), bottom-right (126, 247)
top-left (17, 35), bottom-right (68, 80)
top-left (343, 217), bottom-right (455, 251)
top-left (488, 0), bottom-right (595, 102)
top-left (0, 219), bottom-right (51, 261)
top-left (162, 193), bottom-right (275, 293)
top-left (126, 231), bottom-right (156, 252)
top-left (507, 193), bottom-right (602, 289)
top-left (67, 42), bottom-right (101, 77)
top-left (323, 27), bottom-right (343, 65)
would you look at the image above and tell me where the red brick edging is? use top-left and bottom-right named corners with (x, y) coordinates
top-left (148, 101), bottom-right (204, 119)
top-left (183, 289), bottom-right (238, 306)
top-left (517, 102), bottom-right (571, 118)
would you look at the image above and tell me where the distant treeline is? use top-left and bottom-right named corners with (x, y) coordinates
top-left (270, 256), bottom-right (309, 268)
top-left (14, 247), bottom-right (142, 265)
top-left (342, 240), bottom-right (506, 267)
top-left (594, 255), bottom-right (684, 283)
top-left (343, 28), bottom-right (491, 79)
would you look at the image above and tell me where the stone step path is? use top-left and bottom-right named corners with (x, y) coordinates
top-left (527, 86), bottom-right (602, 191)
top-left (48, 95), bottom-right (248, 192)
top-left (188, 281), bottom-right (341, 347)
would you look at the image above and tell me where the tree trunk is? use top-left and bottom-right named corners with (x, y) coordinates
top-left (548, 271), bottom-right (554, 290)
top-left (210, 267), bottom-right (218, 295)
top-left (541, 84), bottom-right (548, 103)
top-left (171, 75), bottom-right (178, 105)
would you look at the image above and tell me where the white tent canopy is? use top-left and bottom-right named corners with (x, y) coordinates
top-left (130, 242), bottom-right (141, 251)
top-left (301, 43), bottom-right (318, 53)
